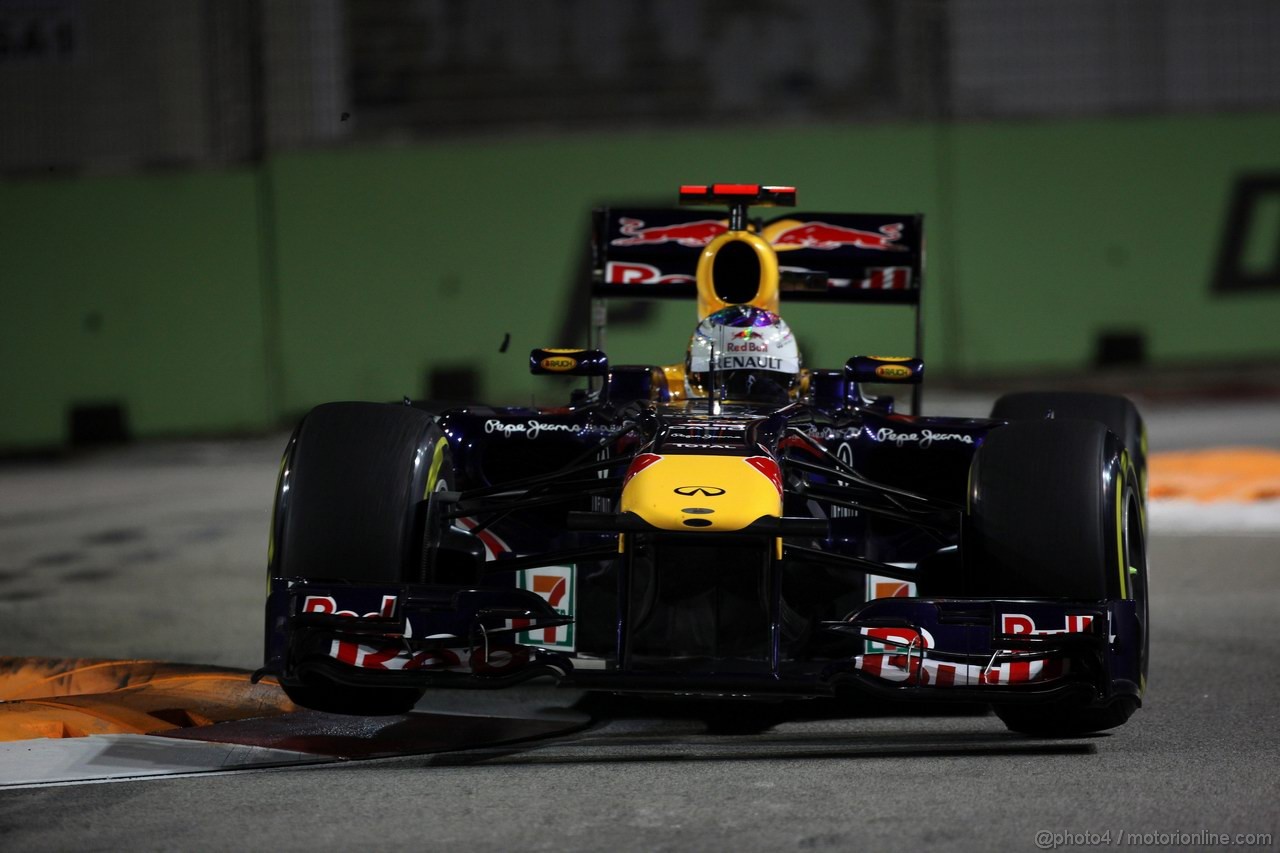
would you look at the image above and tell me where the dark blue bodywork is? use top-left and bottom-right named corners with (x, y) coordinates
top-left (264, 384), bottom-right (1142, 709)
top-left (263, 187), bottom-right (1145, 721)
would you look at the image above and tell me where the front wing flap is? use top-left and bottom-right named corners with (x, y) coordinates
top-left (821, 597), bottom-right (1141, 705)
top-left (267, 576), bottom-right (1138, 706)
top-left (265, 579), bottom-right (575, 685)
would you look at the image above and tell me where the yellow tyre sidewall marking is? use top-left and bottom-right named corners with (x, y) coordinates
top-left (1116, 452), bottom-right (1128, 600)
top-left (424, 436), bottom-right (448, 498)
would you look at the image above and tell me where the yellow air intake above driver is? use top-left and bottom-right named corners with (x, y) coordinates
top-left (696, 230), bottom-right (780, 320)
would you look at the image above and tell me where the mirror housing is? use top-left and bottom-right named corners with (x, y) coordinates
top-left (845, 355), bottom-right (924, 385)
top-left (529, 348), bottom-right (609, 377)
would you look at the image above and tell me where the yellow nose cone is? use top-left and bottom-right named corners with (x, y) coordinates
top-left (620, 454), bottom-right (782, 532)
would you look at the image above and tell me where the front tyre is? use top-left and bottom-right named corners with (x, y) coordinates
top-left (270, 402), bottom-right (455, 715)
top-left (964, 419), bottom-right (1148, 735)
top-left (991, 391), bottom-right (1147, 502)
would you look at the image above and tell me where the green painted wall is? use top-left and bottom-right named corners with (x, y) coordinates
top-left (267, 125), bottom-right (946, 418)
top-left (945, 114), bottom-right (1280, 372)
top-left (1, 171), bottom-right (270, 448)
top-left (2, 115), bottom-right (1278, 449)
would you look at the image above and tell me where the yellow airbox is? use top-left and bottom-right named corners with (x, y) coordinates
top-left (696, 231), bottom-right (780, 319)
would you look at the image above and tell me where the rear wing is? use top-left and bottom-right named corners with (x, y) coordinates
top-left (586, 193), bottom-right (927, 412)
top-left (591, 208), bottom-right (924, 305)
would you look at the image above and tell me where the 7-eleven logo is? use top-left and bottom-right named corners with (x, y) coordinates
top-left (865, 572), bottom-right (917, 652)
top-left (515, 565), bottom-right (575, 651)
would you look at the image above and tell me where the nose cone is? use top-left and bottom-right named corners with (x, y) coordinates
top-left (620, 454), bottom-right (782, 532)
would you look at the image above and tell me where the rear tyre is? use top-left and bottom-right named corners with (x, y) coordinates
top-left (964, 419), bottom-right (1147, 735)
top-left (271, 402), bottom-right (455, 715)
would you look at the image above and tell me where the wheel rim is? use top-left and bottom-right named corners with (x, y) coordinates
top-left (1122, 489), bottom-right (1150, 690)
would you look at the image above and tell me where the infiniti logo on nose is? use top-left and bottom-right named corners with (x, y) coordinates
top-left (673, 486), bottom-right (726, 497)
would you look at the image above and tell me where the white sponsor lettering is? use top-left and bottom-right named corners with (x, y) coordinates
top-left (872, 427), bottom-right (975, 448)
top-left (1000, 613), bottom-right (1095, 636)
top-left (830, 441), bottom-right (857, 519)
top-left (859, 625), bottom-right (934, 650)
top-left (712, 354), bottom-right (798, 372)
top-left (326, 640), bottom-right (529, 673)
top-left (302, 595), bottom-right (396, 619)
top-left (919, 429), bottom-right (974, 447)
top-left (485, 419), bottom-right (582, 439)
top-left (663, 442), bottom-right (740, 449)
top-left (604, 261), bottom-right (695, 285)
top-left (854, 653), bottom-right (1066, 686)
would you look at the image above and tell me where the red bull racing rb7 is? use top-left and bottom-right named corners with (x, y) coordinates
top-left (263, 183), bottom-right (1149, 736)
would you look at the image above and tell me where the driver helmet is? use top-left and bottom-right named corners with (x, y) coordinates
top-left (686, 306), bottom-right (801, 402)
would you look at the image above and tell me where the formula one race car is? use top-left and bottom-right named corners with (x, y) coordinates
top-left (263, 183), bottom-right (1149, 736)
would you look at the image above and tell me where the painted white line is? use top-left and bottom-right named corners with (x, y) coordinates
top-left (0, 734), bottom-right (328, 789)
top-left (1148, 499), bottom-right (1280, 535)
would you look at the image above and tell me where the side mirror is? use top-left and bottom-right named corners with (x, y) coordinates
top-left (845, 355), bottom-right (924, 385)
top-left (529, 348), bottom-right (609, 377)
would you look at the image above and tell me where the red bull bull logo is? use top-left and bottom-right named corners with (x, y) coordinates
top-left (768, 220), bottom-right (907, 252)
top-left (611, 218), bottom-right (729, 248)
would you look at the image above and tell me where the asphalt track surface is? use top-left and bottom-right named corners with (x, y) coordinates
top-left (1, 393), bottom-right (1278, 851)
